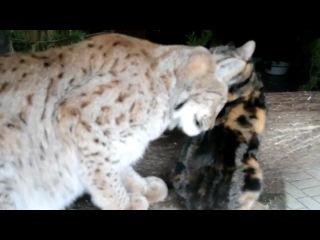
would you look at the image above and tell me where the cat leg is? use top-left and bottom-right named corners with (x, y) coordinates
top-left (120, 166), bottom-right (168, 204)
top-left (233, 135), bottom-right (263, 210)
top-left (81, 160), bottom-right (149, 210)
top-left (235, 153), bottom-right (263, 210)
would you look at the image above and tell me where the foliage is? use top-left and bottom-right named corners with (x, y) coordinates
top-left (185, 30), bottom-right (214, 47)
top-left (299, 38), bottom-right (320, 91)
top-left (0, 30), bottom-right (87, 53)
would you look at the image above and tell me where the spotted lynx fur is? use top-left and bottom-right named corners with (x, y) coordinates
top-left (0, 33), bottom-right (248, 210)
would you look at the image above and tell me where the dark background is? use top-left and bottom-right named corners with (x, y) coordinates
top-left (2, 29), bottom-right (320, 92)
top-left (85, 29), bottom-right (320, 92)
top-left (88, 29), bottom-right (318, 60)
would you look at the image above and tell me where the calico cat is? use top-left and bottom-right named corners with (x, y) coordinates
top-left (171, 40), bottom-right (267, 210)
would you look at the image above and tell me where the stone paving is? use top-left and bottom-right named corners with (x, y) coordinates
top-left (266, 168), bottom-right (320, 210)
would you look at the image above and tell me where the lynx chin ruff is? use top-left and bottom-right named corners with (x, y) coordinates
top-left (0, 33), bottom-right (249, 210)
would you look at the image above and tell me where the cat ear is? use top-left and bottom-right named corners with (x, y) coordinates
top-left (236, 40), bottom-right (256, 61)
top-left (215, 58), bottom-right (246, 85)
top-left (227, 41), bottom-right (235, 47)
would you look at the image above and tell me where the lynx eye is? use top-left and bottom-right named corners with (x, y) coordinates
top-left (194, 118), bottom-right (201, 128)
top-left (174, 100), bottom-right (187, 111)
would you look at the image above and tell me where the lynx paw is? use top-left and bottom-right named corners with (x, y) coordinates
top-left (127, 193), bottom-right (149, 210)
top-left (144, 177), bottom-right (168, 203)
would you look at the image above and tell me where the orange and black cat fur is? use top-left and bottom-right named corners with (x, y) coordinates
top-left (170, 41), bottom-right (267, 210)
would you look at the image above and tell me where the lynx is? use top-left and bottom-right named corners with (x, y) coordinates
top-left (0, 33), bottom-right (248, 210)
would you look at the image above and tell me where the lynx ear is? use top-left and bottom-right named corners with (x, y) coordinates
top-left (185, 51), bottom-right (212, 79)
top-left (215, 58), bottom-right (246, 85)
top-left (236, 40), bottom-right (256, 61)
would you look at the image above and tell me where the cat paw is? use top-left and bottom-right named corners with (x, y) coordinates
top-left (127, 193), bottom-right (149, 210)
top-left (144, 176), bottom-right (168, 203)
top-left (235, 191), bottom-right (260, 210)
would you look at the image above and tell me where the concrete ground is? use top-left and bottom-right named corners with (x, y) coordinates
top-left (258, 73), bottom-right (320, 210)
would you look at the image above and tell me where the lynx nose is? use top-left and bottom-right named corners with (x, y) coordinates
top-left (195, 116), bottom-right (215, 131)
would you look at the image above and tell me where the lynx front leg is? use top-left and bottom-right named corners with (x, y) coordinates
top-left (0, 179), bottom-right (17, 210)
top-left (120, 166), bottom-right (168, 203)
top-left (81, 161), bottom-right (149, 210)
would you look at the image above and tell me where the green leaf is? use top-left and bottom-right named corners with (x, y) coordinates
top-left (186, 30), bottom-right (214, 46)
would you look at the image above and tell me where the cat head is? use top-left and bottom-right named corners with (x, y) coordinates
top-left (209, 40), bottom-right (256, 85)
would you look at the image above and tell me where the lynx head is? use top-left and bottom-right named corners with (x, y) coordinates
top-left (171, 41), bottom-right (256, 136)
